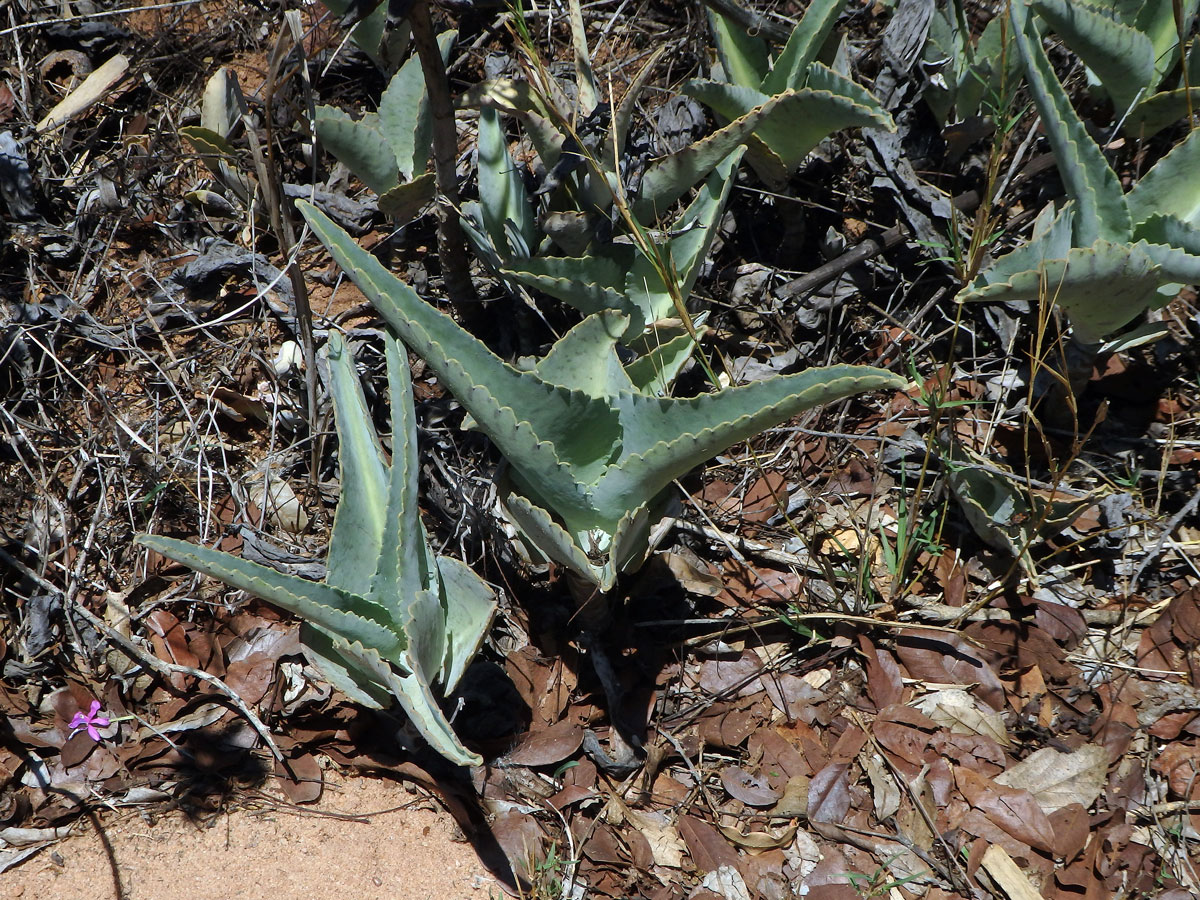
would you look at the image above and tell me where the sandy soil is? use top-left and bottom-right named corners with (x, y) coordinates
top-left (4, 773), bottom-right (496, 900)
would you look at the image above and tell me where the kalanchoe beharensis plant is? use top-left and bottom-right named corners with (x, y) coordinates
top-left (138, 330), bottom-right (496, 767)
top-left (459, 0), bottom-right (794, 346)
top-left (921, 2), bottom-right (1020, 128)
top-left (959, 0), bottom-right (1200, 393)
top-left (1029, 0), bottom-right (1200, 137)
top-left (298, 200), bottom-right (906, 593)
top-left (313, 31), bottom-right (455, 223)
top-left (683, 0), bottom-right (894, 188)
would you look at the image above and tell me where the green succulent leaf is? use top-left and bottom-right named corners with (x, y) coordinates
top-left (502, 252), bottom-right (635, 326)
top-left (1133, 214), bottom-right (1200, 256)
top-left (624, 328), bottom-right (705, 397)
top-left (1131, 0), bottom-right (1200, 83)
top-left (325, 331), bottom-right (389, 596)
top-left (299, 622), bottom-right (394, 709)
top-left (502, 490), bottom-right (612, 587)
top-left (139, 327), bottom-right (496, 768)
top-left (1010, 1), bottom-right (1131, 245)
top-left (136, 535), bottom-right (405, 656)
top-left (961, 240), bottom-right (1165, 345)
top-left (180, 126), bottom-right (252, 206)
top-left (300, 200), bottom-right (621, 478)
top-left (973, 202), bottom-right (1075, 289)
top-left (760, 0), bottom-right (844, 95)
top-left (477, 106), bottom-right (536, 259)
top-left (604, 46), bottom-right (667, 174)
top-left (371, 334), bottom-right (433, 603)
top-left (379, 31), bottom-right (455, 180)
top-left (707, 7), bottom-right (769, 89)
top-left (301, 200), bottom-right (904, 587)
top-left (532, 310), bottom-right (638, 396)
top-left (1126, 129), bottom-right (1200, 228)
top-left (1032, 0), bottom-right (1155, 116)
top-left (314, 106), bottom-right (399, 196)
top-left (1123, 86), bottom-right (1200, 137)
top-left (434, 556), bottom-right (497, 693)
top-left (681, 78), bottom-right (892, 186)
top-left (634, 91), bottom-right (785, 218)
top-left (378, 173), bottom-right (437, 224)
top-left (200, 68), bottom-right (240, 140)
top-left (589, 366), bottom-right (905, 522)
top-left (941, 439), bottom-right (1095, 581)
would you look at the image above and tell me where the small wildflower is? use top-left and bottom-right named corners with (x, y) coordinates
top-left (68, 700), bottom-right (111, 742)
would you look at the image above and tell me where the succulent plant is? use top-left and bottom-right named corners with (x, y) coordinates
top-left (313, 31), bottom-right (455, 222)
top-left (1030, 0), bottom-right (1200, 137)
top-left (138, 330), bottom-right (496, 767)
top-left (683, 0), bottom-right (895, 187)
top-left (298, 200), bottom-right (906, 592)
top-left (959, 1), bottom-right (1200, 359)
top-left (921, 3), bottom-right (1019, 127)
top-left (457, 0), bottom-right (887, 349)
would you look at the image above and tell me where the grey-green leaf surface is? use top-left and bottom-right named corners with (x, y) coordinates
top-left (962, 240), bottom-right (1163, 344)
top-left (378, 49), bottom-right (431, 182)
top-left (760, 0), bottom-right (844, 95)
top-left (1126, 129), bottom-right (1200, 227)
top-left (477, 106), bottom-right (535, 258)
top-left (136, 535), bottom-right (405, 657)
top-left (1124, 86), bottom-right (1200, 138)
top-left (501, 254), bottom-right (635, 329)
top-left (314, 107), bottom-right (398, 196)
top-left (589, 367), bottom-right (906, 521)
top-left (300, 200), bottom-right (621, 473)
top-left (708, 7), bottom-right (769, 89)
top-left (633, 91), bottom-right (789, 220)
top-left (1010, 2), bottom-right (1131, 245)
top-left (325, 331), bottom-right (389, 597)
top-left (680, 79), bottom-right (891, 181)
top-left (434, 555), bottom-right (497, 693)
top-left (1032, 0), bottom-right (1155, 116)
top-left (369, 334), bottom-right (430, 604)
top-left (378, 31), bottom-right (455, 180)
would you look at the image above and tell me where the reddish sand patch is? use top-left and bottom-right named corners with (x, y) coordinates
top-left (6, 773), bottom-right (494, 900)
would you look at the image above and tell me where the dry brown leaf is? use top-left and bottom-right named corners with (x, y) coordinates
top-left (806, 762), bottom-right (850, 824)
top-left (995, 744), bottom-right (1108, 813)
top-left (274, 752), bottom-right (323, 804)
top-left (504, 719), bottom-right (583, 767)
top-left (721, 766), bottom-right (782, 807)
top-left (663, 550), bottom-right (724, 597)
top-left (679, 815), bottom-right (741, 874)
top-left (956, 767), bottom-right (1056, 853)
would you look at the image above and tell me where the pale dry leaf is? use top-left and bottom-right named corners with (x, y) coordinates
top-left (717, 820), bottom-right (798, 853)
top-left (861, 751), bottom-right (901, 821)
top-left (979, 844), bottom-right (1045, 900)
top-left (783, 829), bottom-right (821, 880)
top-left (912, 688), bottom-right (1010, 746)
top-left (995, 744), bottom-right (1108, 814)
top-left (697, 865), bottom-right (751, 900)
top-left (624, 808), bottom-right (686, 868)
top-left (36, 54), bottom-right (130, 132)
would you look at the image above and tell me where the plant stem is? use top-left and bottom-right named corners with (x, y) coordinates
top-left (409, 2), bottom-right (485, 329)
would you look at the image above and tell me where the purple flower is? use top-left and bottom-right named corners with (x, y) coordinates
top-left (68, 700), bottom-right (111, 742)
